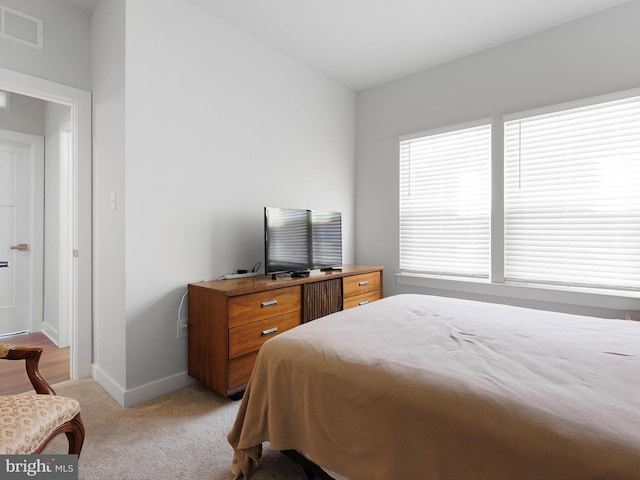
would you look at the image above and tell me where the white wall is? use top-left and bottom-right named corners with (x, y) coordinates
top-left (0, 0), bottom-right (91, 90)
top-left (355, 1), bottom-right (640, 317)
top-left (91, 0), bottom-right (127, 397)
top-left (89, 0), bottom-right (356, 404)
top-left (0, 93), bottom-right (45, 135)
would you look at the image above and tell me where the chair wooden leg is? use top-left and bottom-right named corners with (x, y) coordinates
top-left (33, 414), bottom-right (85, 456)
top-left (64, 414), bottom-right (85, 455)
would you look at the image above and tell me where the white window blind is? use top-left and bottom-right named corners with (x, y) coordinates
top-left (400, 123), bottom-right (491, 278)
top-left (505, 95), bottom-right (640, 290)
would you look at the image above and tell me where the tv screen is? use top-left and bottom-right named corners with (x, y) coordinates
top-left (264, 207), bottom-right (342, 275)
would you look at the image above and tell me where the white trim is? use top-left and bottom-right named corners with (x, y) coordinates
top-left (122, 372), bottom-right (198, 408)
top-left (396, 273), bottom-right (640, 312)
top-left (93, 365), bottom-right (198, 408)
top-left (399, 117), bottom-right (492, 142)
top-left (0, 330), bottom-right (28, 338)
top-left (40, 321), bottom-right (58, 344)
top-left (0, 66), bottom-right (92, 380)
top-left (490, 116), bottom-right (504, 283)
top-left (59, 122), bottom-right (73, 348)
top-left (31, 137), bottom-right (44, 335)
top-left (92, 364), bottom-right (125, 406)
top-left (503, 86), bottom-right (640, 122)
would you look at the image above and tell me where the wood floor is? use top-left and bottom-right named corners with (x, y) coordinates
top-left (0, 332), bottom-right (70, 395)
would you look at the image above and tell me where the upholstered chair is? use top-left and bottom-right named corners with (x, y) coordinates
top-left (0, 344), bottom-right (84, 455)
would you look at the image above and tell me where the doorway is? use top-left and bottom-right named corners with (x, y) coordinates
top-left (0, 130), bottom-right (44, 337)
top-left (0, 66), bottom-right (92, 380)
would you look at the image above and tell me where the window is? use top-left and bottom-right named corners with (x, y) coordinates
top-left (399, 122), bottom-right (492, 278)
top-left (399, 89), bottom-right (640, 297)
top-left (505, 95), bottom-right (640, 290)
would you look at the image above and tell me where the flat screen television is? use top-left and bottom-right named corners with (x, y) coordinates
top-left (264, 206), bottom-right (342, 275)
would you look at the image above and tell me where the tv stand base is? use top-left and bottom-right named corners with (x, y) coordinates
top-left (291, 271), bottom-right (310, 278)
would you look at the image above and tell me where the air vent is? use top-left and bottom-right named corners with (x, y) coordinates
top-left (0, 5), bottom-right (43, 49)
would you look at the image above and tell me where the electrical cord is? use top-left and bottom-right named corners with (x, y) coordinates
top-left (217, 260), bottom-right (263, 280)
top-left (178, 290), bottom-right (188, 323)
top-left (177, 290), bottom-right (188, 337)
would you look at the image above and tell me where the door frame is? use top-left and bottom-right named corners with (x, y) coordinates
top-left (0, 67), bottom-right (92, 379)
top-left (0, 130), bottom-right (44, 335)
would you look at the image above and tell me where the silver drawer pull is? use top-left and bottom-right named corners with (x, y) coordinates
top-left (359, 300), bottom-right (369, 306)
top-left (358, 281), bottom-right (368, 286)
top-left (261, 327), bottom-right (278, 336)
top-left (261, 300), bottom-right (278, 307)
top-left (0, 261), bottom-right (8, 268)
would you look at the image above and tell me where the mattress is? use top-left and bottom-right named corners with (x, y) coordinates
top-left (227, 294), bottom-right (640, 479)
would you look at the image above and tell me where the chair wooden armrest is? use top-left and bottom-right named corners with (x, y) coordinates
top-left (1, 344), bottom-right (56, 395)
top-left (0, 343), bottom-right (85, 455)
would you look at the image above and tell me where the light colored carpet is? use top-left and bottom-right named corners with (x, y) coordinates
top-left (43, 379), bottom-right (319, 480)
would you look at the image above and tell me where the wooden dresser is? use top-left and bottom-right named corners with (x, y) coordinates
top-left (188, 265), bottom-right (383, 397)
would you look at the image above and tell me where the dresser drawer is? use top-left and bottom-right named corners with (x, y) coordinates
top-left (229, 286), bottom-right (302, 328)
top-left (228, 352), bottom-right (257, 391)
top-left (343, 272), bottom-right (381, 298)
top-left (343, 291), bottom-right (382, 310)
top-left (228, 311), bottom-right (301, 359)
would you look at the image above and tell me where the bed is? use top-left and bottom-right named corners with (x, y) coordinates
top-left (227, 293), bottom-right (640, 480)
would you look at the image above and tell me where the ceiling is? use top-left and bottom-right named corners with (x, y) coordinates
top-left (59, 0), bottom-right (100, 13)
top-left (63, 0), bottom-right (629, 91)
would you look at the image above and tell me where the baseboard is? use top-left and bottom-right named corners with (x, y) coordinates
top-left (92, 365), bottom-right (197, 408)
top-left (92, 365), bottom-right (126, 406)
top-left (122, 371), bottom-right (198, 407)
top-left (40, 323), bottom-right (59, 346)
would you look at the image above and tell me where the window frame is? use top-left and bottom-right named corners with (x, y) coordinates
top-left (397, 87), bottom-right (640, 310)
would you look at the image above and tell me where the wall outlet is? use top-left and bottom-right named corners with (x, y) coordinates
top-left (177, 321), bottom-right (188, 338)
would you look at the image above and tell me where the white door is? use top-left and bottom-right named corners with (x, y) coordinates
top-left (0, 137), bottom-right (43, 335)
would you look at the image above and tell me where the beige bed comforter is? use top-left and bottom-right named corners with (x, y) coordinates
top-left (227, 294), bottom-right (640, 480)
